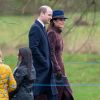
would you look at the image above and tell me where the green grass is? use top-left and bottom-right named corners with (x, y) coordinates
top-left (0, 15), bottom-right (34, 47)
top-left (63, 54), bottom-right (100, 100)
top-left (4, 54), bottom-right (17, 70)
top-left (73, 86), bottom-right (100, 100)
top-left (0, 12), bottom-right (100, 52)
top-left (3, 53), bottom-right (100, 100)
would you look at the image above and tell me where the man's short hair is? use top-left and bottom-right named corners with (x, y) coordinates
top-left (38, 5), bottom-right (51, 14)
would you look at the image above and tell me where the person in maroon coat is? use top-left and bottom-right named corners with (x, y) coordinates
top-left (47, 10), bottom-right (74, 100)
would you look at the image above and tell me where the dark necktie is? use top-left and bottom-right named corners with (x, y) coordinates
top-left (43, 26), bottom-right (48, 37)
top-left (43, 26), bottom-right (46, 31)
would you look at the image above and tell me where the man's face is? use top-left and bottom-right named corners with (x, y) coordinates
top-left (42, 8), bottom-right (52, 24)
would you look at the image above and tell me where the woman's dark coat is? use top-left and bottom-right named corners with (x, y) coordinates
top-left (48, 27), bottom-right (74, 100)
top-left (10, 65), bottom-right (36, 100)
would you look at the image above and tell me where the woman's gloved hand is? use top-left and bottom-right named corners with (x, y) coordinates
top-left (56, 70), bottom-right (62, 80)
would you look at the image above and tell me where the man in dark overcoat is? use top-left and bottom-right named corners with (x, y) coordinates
top-left (29, 5), bottom-right (58, 100)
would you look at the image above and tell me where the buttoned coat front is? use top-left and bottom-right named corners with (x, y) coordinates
top-left (29, 20), bottom-right (57, 96)
top-left (48, 27), bottom-right (74, 100)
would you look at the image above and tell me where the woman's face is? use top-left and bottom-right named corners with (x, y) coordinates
top-left (54, 18), bottom-right (65, 29)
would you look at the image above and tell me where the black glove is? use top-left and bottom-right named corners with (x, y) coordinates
top-left (56, 70), bottom-right (62, 80)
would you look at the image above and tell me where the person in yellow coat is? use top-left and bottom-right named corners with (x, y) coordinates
top-left (0, 50), bottom-right (17, 100)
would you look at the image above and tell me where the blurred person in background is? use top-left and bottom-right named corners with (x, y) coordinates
top-left (9, 47), bottom-right (36, 100)
top-left (0, 49), bottom-right (16, 100)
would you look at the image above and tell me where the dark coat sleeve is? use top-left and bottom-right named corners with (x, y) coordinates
top-left (14, 68), bottom-right (27, 86)
top-left (29, 25), bottom-right (47, 64)
top-left (29, 65), bottom-right (36, 80)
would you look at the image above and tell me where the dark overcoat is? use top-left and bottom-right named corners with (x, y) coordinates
top-left (47, 27), bottom-right (74, 100)
top-left (10, 65), bottom-right (36, 100)
top-left (29, 20), bottom-right (57, 96)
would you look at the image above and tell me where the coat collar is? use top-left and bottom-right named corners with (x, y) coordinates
top-left (52, 26), bottom-right (62, 33)
top-left (37, 18), bottom-right (45, 27)
top-left (35, 19), bottom-right (44, 29)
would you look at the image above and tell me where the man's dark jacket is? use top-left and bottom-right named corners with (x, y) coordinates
top-left (29, 20), bottom-right (57, 96)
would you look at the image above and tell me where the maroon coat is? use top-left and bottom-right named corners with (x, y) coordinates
top-left (48, 27), bottom-right (64, 75)
top-left (47, 26), bottom-right (74, 100)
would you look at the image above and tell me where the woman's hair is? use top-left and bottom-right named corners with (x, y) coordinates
top-left (50, 18), bottom-right (57, 27)
top-left (18, 47), bottom-right (33, 79)
top-left (47, 18), bottom-right (57, 31)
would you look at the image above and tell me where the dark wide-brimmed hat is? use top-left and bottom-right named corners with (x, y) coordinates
top-left (52, 10), bottom-right (68, 19)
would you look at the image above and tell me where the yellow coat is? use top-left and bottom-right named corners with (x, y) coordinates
top-left (0, 64), bottom-right (16, 100)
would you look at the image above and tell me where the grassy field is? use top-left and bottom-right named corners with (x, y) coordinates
top-left (3, 53), bottom-right (100, 100)
top-left (0, 12), bottom-right (100, 100)
top-left (63, 54), bottom-right (100, 100)
top-left (0, 12), bottom-right (100, 53)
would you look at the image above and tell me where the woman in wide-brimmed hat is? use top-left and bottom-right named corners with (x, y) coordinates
top-left (47, 10), bottom-right (74, 100)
